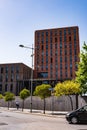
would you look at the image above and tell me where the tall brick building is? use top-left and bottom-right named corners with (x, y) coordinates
top-left (34, 26), bottom-right (80, 84)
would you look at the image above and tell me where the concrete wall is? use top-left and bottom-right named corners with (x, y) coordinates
top-left (0, 95), bottom-right (87, 111)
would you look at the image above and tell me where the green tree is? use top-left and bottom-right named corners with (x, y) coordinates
top-left (76, 42), bottom-right (87, 93)
top-left (0, 94), bottom-right (3, 107)
top-left (34, 84), bottom-right (51, 114)
top-left (4, 92), bottom-right (15, 110)
top-left (54, 80), bottom-right (81, 110)
top-left (19, 88), bottom-right (30, 111)
top-left (0, 94), bottom-right (3, 99)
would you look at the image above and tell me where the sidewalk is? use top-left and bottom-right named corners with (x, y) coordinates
top-left (0, 107), bottom-right (68, 117)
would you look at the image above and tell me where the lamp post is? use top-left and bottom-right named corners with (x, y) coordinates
top-left (19, 44), bottom-right (34, 113)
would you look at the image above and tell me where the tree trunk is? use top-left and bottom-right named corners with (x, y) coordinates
top-left (8, 101), bottom-right (9, 110)
top-left (76, 94), bottom-right (78, 109)
top-left (22, 100), bottom-right (24, 111)
top-left (43, 98), bottom-right (46, 114)
top-left (68, 95), bottom-right (73, 110)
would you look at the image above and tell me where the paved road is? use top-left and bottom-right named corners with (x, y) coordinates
top-left (0, 109), bottom-right (87, 130)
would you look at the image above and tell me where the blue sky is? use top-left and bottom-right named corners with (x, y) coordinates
top-left (0, 0), bottom-right (87, 67)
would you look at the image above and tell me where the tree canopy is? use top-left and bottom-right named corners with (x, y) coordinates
top-left (76, 42), bottom-right (87, 93)
top-left (54, 80), bottom-right (81, 97)
top-left (4, 92), bottom-right (15, 102)
top-left (19, 88), bottom-right (30, 111)
top-left (34, 84), bottom-right (51, 99)
top-left (0, 94), bottom-right (3, 99)
top-left (19, 88), bottom-right (30, 100)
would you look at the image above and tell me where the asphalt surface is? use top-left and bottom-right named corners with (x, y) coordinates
top-left (0, 107), bottom-right (68, 117)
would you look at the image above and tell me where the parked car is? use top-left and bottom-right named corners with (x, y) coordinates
top-left (66, 105), bottom-right (87, 124)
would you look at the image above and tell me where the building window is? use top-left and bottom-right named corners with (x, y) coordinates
top-left (50, 50), bottom-right (52, 56)
top-left (74, 49), bottom-right (77, 55)
top-left (65, 71), bottom-right (67, 78)
top-left (65, 49), bottom-right (67, 55)
top-left (74, 42), bottom-right (77, 48)
top-left (41, 51), bottom-right (44, 56)
top-left (37, 32), bottom-right (40, 37)
top-left (10, 84), bottom-right (13, 92)
top-left (60, 42), bottom-right (62, 48)
top-left (56, 72), bottom-right (58, 77)
top-left (46, 65), bottom-right (48, 70)
top-left (50, 38), bottom-right (52, 43)
top-left (46, 44), bottom-right (48, 49)
top-left (41, 32), bottom-right (44, 37)
top-left (1, 67), bottom-right (3, 73)
top-left (65, 56), bottom-right (67, 63)
top-left (46, 51), bottom-right (48, 56)
top-left (60, 57), bottom-right (62, 63)
top-left (55, 37), bottom-right (57, 42)
top-left (5, 66), bottom-right (8, 73)
top-left (60, 37), bottom-right (62, 42)
top-left (75, 55), bottom-right (77, 62)
top-left (70, 49), bottom-right (72, 55)
top-left (70, 57), bottom-right (72, 63)
top-left (5, 84), bottom-right (8, 91)
top-left (41, 39), bottom-right (44, 44)
top-left (55, 30), bottom-right (57, 36)
top-left (46, 57), bottom-right (48, 63)
top-left (73, 28), bottom-right (76, 34)
top-left (64, 36), bottom-right (67, 42)
top-left (60, 70), bottom-right (62, 78)
top-left (50, 64), bottom-right (53, 70)
top-left (16, 74), bottom-right (19, 80)
top-left (69, 43), bottom-right (72, 48)
top-left (37, 39), bottom-right (40, 44)
top-left (64, 29), bottom-right (66, 35)
top-left (65, 64), bottom-right (67, 70)
top-left (69, 36), bottom-right (71, 41)
top-left (11, 66), bottom-right (14, 73)
top-left (11, 74), bottom-right (14, 82)
top-left (38, 72), bottom-right (48, 78)
top-left (55, 51), bottom-right (58, 56)
top-left (41, 45), bottom-right (44, 50)
top-left (16, 66), bottom-right (19, 73)
top-left (51, 58), bottom-right (53, 63)
top-left (0, 75), bottom-right (2, 82)
top-left (5, 74), bottom-right (8, 82)
top-left (55, 43), bottom-right (57, 49)
top-left (74, 35), bottom-right (76, 41)
top-left (60, 64), bottom-right (62, 70)
top-left (46, 31), bottom-right (48, 36)
top-left (50, 43), bottom-right (52, 49)
top-left (0, 84), bottom-right (2, 91)
top-left (70, 64), bottom-right (72, 68)
top-left (68, 28), bottom-right (71, 35)
top-left (60, 49), bottom-right (62, 55)
top-left (75, 64), bottom-right (78, 70)
top-left (50, 31), bottom-right (52, 36)
top-left (59, 30), bottom-right (62, 36)
top-left (64, 43), bottom-right (67, 48)
top-left (50, 71), bottom-right (53, 78)
top-left (41, 57), bottom-right (44, 63)
top-left (46, 37), bottom-right (48, 43)
top-left (55, 57), bottom-right (58, 63)
top-left (70, 70), bottom-right (72, 77)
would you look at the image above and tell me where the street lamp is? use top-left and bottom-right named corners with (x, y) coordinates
top-left (19, 44), bottom-right (34, 113)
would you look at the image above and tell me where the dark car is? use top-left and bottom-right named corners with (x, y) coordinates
top-left (66, 105), bottom-right (87, 124)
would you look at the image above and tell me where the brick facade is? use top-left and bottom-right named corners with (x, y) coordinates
top-left (0, 63), bottom-right (31, 95)
top-left (34, 26), bottom-right (80, 83)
